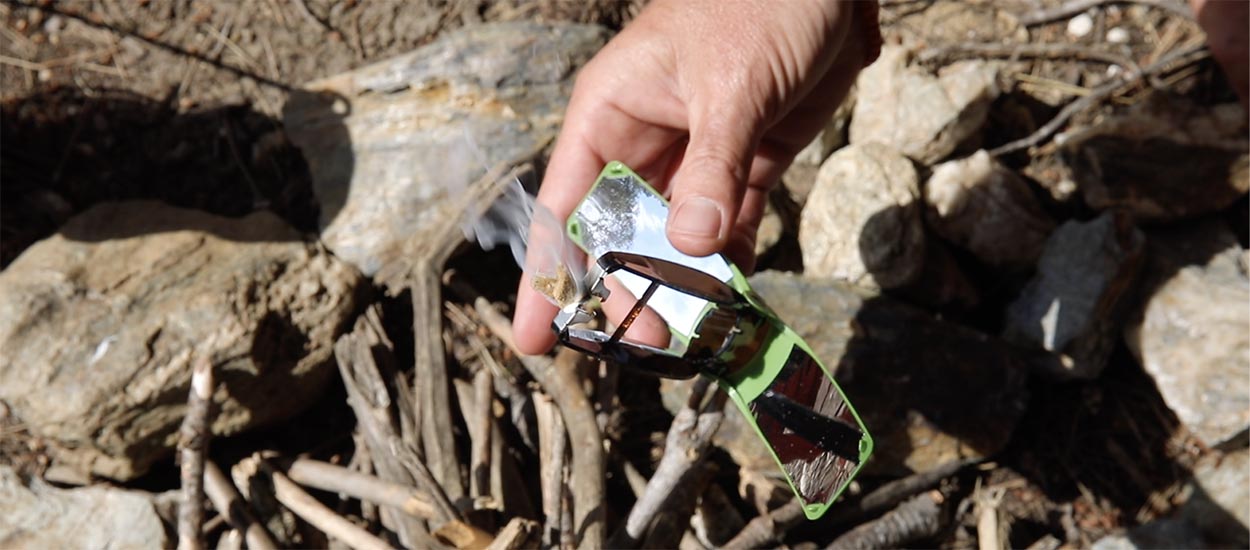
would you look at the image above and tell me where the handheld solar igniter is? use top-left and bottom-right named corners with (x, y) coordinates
top-left (550, 161), bottom-right (874, 520)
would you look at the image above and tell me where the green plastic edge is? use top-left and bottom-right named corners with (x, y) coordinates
top-left (717, 322), bottom-right (875, 520)
top-left (564, 161), bottom-right (874, 520)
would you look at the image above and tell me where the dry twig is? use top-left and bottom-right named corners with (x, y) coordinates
top-left (413, 264), bottom-right (466, 505)
top-left (177, 356), bottom-right (214, 550)
top-left (258, 457), bottom-right (392, 550)
top-left (723, 499), bottom-right (807, 550)
top-left (975, 481), bottom-right (1007, 550)
top-left (485, 517), bottom-right (539, 550)
top-left (828, 457), bottom-right (979, 526)
top-left (472, 297), bottom-right (606, 550)
top-left (918, 42), bottom-right (1140, 73)
top-left (280, 457), bottom-right (439, 520)
top-left (609, 378), bottom-right (726, 549)
top-left (535, 392), bottom-right (569, 547)
top-left (336, 311), bottom-right (444, 547)
top-left (989, 44), bottom-right (1209, 157)
top-left (1016, 0), bottom-right (1192, 26)
top-left (826, 491), bottom-right (947, 550)
top-left (204, 461), bottom-right (279, 550)
top-left (471, 367), bottom-right (494, 499)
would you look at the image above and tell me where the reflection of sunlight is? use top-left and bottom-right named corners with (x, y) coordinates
top-left (1041, 299), bottom-right (1061, 350)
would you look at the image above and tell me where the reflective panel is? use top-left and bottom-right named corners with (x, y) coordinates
top-left (748, 346), bottom-right (864, 506)
top-left (569, 170), bottom-right (734, 337)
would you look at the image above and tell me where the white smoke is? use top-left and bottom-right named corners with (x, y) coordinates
top-left (455, 131), bottom-right (586, 306)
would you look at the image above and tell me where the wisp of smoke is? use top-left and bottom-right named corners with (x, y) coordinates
top-left (450, 123), bottom-right (586, 307)
top-left (461, 174), bottom-right (587, 307)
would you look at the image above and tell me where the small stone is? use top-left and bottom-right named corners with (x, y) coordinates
top-left (753, 200), bottom-right (784, 258)
top-left (1066, 13), bottom-right (1094, 38)
top-left (0, 466), bottom-right (168, 548)
top-left (1004, 211), bottom-right (1145, 379)
top-left (1126, 221), bottom-right (1249, 447)
top-left (1106, 27), bottom-right (1130, 43)
top-left (799, 143), bottom-right (925, 290)
top-left (850, 46), bottom-right (999, 165)
top-left (0, 202), bottom-right (363, 480)
top-left (925, 150), bottom-right (1056, 268)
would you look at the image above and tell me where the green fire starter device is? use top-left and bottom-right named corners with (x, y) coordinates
top-left (551, 161), bottom-right (873, 520)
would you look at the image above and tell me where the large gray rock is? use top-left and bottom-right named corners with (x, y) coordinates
top-left (1059, 100), bottom-right (1249, 222)
top-left (925, 150), bottom-right (1055, 268)
top-left (0, 466), bottom-right (168, 547)
top-left (1126, 221), bottom-right (1249, 447)
top-left (1004, 211), bottom-right (1144, 379)
top-left (284, 22), bottom-right (609, 291)
top-left (850, 46), bottom-right (999, 165)
top-left (0, 202), bottom-right (362, 480)
top-left (799, 143), bottom-right (925, 290)
top-left (743, 271), bottom-right (1029, 475)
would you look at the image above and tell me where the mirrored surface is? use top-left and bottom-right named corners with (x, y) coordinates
top-left (748, 346), bottom-right (864, 506)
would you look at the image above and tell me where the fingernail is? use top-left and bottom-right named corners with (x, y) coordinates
top-left (669, 197), bottom-right (725, 241)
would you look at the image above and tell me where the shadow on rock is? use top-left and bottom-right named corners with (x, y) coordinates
top-left (1, 85), bottom-right (335, 262)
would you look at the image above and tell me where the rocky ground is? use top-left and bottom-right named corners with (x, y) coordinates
top-left (1, 0), bottom-right (1247, 549)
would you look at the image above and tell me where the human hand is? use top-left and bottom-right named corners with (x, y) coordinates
top-left (1189, 0), bottom-right (1248, 105)
top-left (512, 0), bottom-right (879, 354)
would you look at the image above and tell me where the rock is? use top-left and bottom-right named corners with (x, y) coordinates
top-left (1126, 220), bottom-right (1249, 447)
top-left (743, 271), bottom-right (1029, 475)
top-left (849, 46), bottom-right (999, 165)
top-left (0, 466), bottom-right (168, 547)
top-left (0, 201), bottom-right (362, 480)
top-left (1004, 211), bottom-right (1145, 379)
top-left (284, 22), bottom-right (609, 291)
top-left (898, 239), bottom-right (982, 310)
top-left (1066, 13), bottom-right (1094, 38)
top-left (782, 88), bottom-right (855, 205)
top-left (753, 200), bottom-right (784, 258)
top-left (1181, 448), bottom-right (1250, 547)
top-left (925, 150), bottom-right (1056, 268)
top-left (1059, 99), bottom-right (1249, 222)
top-left (1090, 518), bottom-right (1208, 550)
top-left (1106, 27), bottom-right (1130, 44)
top-left (799, 143), bottom-right (926, 290)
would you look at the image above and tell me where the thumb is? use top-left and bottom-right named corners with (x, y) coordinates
top-left (666, 103), bottom-right (759, 257)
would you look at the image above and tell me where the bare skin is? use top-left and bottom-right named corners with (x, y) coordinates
top-left (1190, 0), bottom-right (1248, 105)
top-left (512, 0), bottom-right (874, 354)
top-left (513, 0), bottom-right (1246, 355)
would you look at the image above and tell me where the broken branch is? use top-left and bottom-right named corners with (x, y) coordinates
top-left (280, 457), bottom-right (439, 520)
top-left (722, 499), bottom-right (807, 550)
top-left (609, 377), bottom-right (726, 549)
top-left (826, 491), bottom-right (946, 550)
top-left (204, 461), bottom-right (279, 550)
top-left (828, 457), bottom-right (979, 526)
top-left (1017, 0), bottom-right (1192, 27)
top-left (259, 457), bottom-right (392, 550)
top-left (472, 296), bottom-right (606, 550)
top-left (989, 44), bottom-right (1209, 157)
top-left (177, 355), bottom-right (214, 550)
